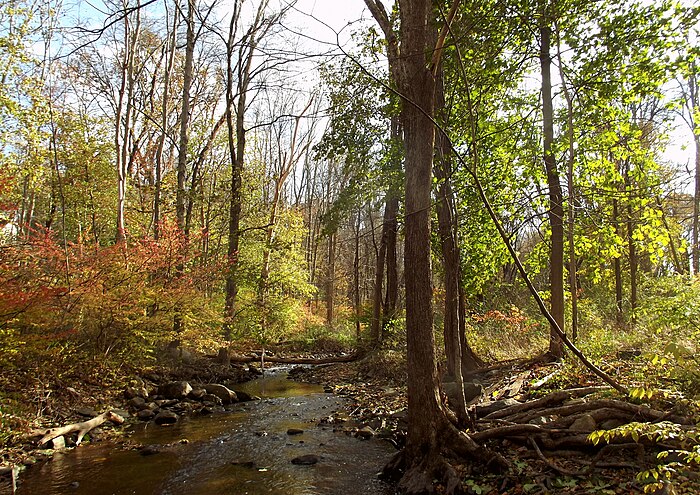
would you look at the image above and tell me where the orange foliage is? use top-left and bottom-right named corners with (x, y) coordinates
top-left (0, 220), bottom-right (224, 363)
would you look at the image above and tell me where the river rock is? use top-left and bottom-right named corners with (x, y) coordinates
top-left (287, 428), bottom-right (304, 435)
top-left (124, 385), bottom-right (149, 400)
top-left (74, 407), bottom-right (99, 418)
top-left (189, 388), bottom-right (207, 400)
top-left (128, 397), bottom-right (147, 409)
top-left (154, 411), bottom-right (178, 425)
top-left (50, 436), bottom-right (66, 449)
top-left (203, 384), bottom-right (238, 404)
top-left (137, 409), bottom-right (155, 420)
top-left (570, 414), bottom-right (597, 432)
top-left (201, 394), bottom-right (223, 406)
top-left (232, 390), bottom-right (258, 402)
top-left (291, 454), bottom-right (320, 465)
top-left (139, 445), bottom-right (161, 456)
top-left (528, 415), bottom-right (555, 426)
top-left (158, 381), bottom-right (192, 400)
top-left (476, 398), bottom-right (521, 417)
top-left (356, 426), bottom-right (376, 439)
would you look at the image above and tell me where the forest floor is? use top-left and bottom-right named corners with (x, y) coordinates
top-left (288, 352), bottom-right (700, 495)
top-left (2, 347), bottom-right (699, 494)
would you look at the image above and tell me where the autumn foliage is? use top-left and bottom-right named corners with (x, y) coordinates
top-left (0, 221), bottom-right (223, 369)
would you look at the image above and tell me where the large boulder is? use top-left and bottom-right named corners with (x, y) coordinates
top-left (203, 384), bottom-right (238, 404)
top-left (158, 381), bottom-right (192, 400)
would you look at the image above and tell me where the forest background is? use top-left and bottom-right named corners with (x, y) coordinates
top-left (1, 0), bottom-right (700, 467)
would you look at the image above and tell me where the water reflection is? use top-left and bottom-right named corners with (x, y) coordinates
top-left (14, 372), bottom-right (395, 495)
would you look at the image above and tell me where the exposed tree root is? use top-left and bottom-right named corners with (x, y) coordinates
top-left (382, 417), bottom-right (510, 494)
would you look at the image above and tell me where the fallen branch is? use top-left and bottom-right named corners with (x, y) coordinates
top-left (38, 411), bottom-right (124, 447)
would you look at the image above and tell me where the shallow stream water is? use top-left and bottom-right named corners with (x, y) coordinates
top-left (12, 371), bottom-right (395, 495)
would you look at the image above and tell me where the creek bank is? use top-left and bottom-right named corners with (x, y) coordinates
top-left (6, 369), bottom-right (397, 495)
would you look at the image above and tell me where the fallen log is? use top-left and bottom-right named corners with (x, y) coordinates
top-left (228, 353), bottom-right (360, 365)
top-left (37, 411), bottom-right (124, 447)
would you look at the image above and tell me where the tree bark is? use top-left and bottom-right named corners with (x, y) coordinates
top-left (540, 25), bottom-right (564, 359)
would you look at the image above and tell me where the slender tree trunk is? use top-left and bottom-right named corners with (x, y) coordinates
top-left (176, 0), bottom-right (194, 233)
top-left (326, 231), bottom-right (336, 327)
top-left (540, 25), bottom-right (564, 359)
top-left (384, 118), bottom-right (401, 319)
top-left (434, 70), bottom-right (481, 387)
top-left (556, 34), bottom-right (578, 342)
top-left (114, 7), bottom-right (131, 244)
top-left (353, 210), bottom-right (362, 340)
top-left (613, 197), bottom-right (624, 324)
top-left (689, 70), bottom-right (700, 275)
top-left (154, 1), bottom-right (178, 240)
top-left (627, 203), bottom-right (638, 322)
top-left (370, 227), bottom-right (387, 345)
top-left (223, 1), bottom-right (271, 340)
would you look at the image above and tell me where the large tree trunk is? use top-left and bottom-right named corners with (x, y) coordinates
top-left (399, 0), bottom-right (443, 481)
top-left (540, 25), bottom-right (564, 359)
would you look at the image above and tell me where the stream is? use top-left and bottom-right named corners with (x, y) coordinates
top-left (12, 371), bottom-right (396, 495)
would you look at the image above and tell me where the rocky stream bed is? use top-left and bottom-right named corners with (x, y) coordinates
top-left (1, 369), bottom-right (396, 495)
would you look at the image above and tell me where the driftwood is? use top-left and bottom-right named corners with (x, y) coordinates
top-left (37, 411), bottom-right (124, 447)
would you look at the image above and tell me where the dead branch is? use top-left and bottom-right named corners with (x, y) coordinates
top-left (38, 411), bottom-right (124, 447)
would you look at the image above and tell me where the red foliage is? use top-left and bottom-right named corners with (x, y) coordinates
top-left (0, 219), bottom-right (224, 360)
